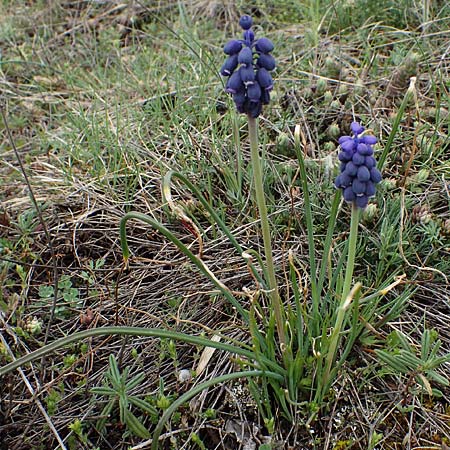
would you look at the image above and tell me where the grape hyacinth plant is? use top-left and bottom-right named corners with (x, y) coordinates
top-left (221, 16), bottom-right (287, 350)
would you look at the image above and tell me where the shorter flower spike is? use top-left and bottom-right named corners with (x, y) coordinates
top-left (220, 15), bottom-right (275, 118)
top-left (335, 122), bottom-right (382, 209)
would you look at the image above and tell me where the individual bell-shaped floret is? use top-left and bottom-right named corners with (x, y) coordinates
top-left (340, 138), bottom-right (356, 152)
top-left (238, 47), bottom-right (253, 66)
top-left (261, 89), bottom-right (271, 105)
top-left (364, 156), bottom-right (376, 169)
top-left (220, 55), bottom-right (238, 76)
top-left (356, 143), bottom-right (373, 156)
top-left (239, 15), bottom-right (253, 30)
top-left (352, 152), bottom-right (365, 165)
top-left (256, 68), bottom-right (273, 90)
top-left (225, 71), bottom-right (244, 94)
top-left (343, 186), bottom-right (356, 202)
top-left (365, 181), bottom-right (376, 197)
top-left (233, 89), bottom-right (246, 112)
top-left (255, 37), bottom-right (274, 53)
top-left (224, 40), bottom-right (243, 55)
top-left (360, 135), bottom-right (377, 145)
top-left (239, 65), bottom-right (255, 84)
top-left (370, 167), bottom-right (382, 183)
top-left (352, 179), bottom-right (366, 195)
top-left (243, 29), bottom-right (255, 45)
top-left (351, 121), bottom-right (365, 135)
top-left (355, 195), bottom-right (369, 209)
top-left (247, 82), bottom-right (262, 102)
top-left (344, 161), bottom-right (358, 176)
top-left (357, 165), bottom-right (371, 182)
top-left (257, 53), bottom-right (276, 71)
top-left (247, 100), bottom-right (262, 118)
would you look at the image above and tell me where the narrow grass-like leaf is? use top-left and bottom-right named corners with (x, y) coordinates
top-left (378, 78), bottom-right (416, 169)
top-left (294, 125), bottom-right (319, 334)
top-left (376, 350), bottom-right (410, 373)
top-left (128, 396), bottom-right (158, 416)
top-left (123, 407), bottom-right (151, 439)
top-left (109, 354), bottom-right (121, 385)
top-left (317, 191), bottom-right (341, 296)
top-left (162, 171), bottom-right (263, 285)
top-left (91, 387), bottom-right (117, 396)
top-left (96, 399), bottom-right (115, 433)
top-left (126, 373), bottom-right (146, 391)
top-left (0, 326), bottom-right (284, 376)
top-left (425, 370), bottom-right (449, 386)
top-left (421, 329), bottom-right (431, 361)
top-left (119, 397), bottom-right (127, 425)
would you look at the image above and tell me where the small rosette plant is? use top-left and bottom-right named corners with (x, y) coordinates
top-left (334, 121), bottom-right (382, 208)
top-left (220, 15), bottom-right (275, 118)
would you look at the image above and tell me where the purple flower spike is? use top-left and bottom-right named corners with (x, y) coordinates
top-left (334, 121), bottom-right (382, 209)
top-left (220, 15), bottom-right (275, 118)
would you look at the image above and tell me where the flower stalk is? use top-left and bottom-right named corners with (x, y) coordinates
top-left (323, 203), bottom-right (360, 385)
top-left (248, 115), bottom-right (286, 348)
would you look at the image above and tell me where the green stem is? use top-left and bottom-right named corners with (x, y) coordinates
top-left (151, 370), bottom-right (284, 450)
top-left (378, 82), bottom-right (415, 169)
top-left (322, 203), bottom-right (360, 388)
top-left (247, 116), bottom-right (286, 348)
top-left (233, 112), bottom-right (243, 197)
top-left (0, 326), bottom-right (285, 376)
top-left (293, 127), bottom-right (320, 335)
top-left (341, 204), bottom-right (360, 302)
top-left (317, 191), bottom-right (341, 306)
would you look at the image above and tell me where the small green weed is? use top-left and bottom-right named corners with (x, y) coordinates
top-left (91, 354), bottom-right (157, 439)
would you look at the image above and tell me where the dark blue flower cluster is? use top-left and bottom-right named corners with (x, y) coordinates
top-left (220, 15), bottom-right (275, 118)
top-left (335, 122), bottom-right (382, 209)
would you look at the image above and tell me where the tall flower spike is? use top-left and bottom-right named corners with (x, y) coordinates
top-left (220, 15), bottom-right (275, 118)
top-left (335, 122), bottom-right (382, 209)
